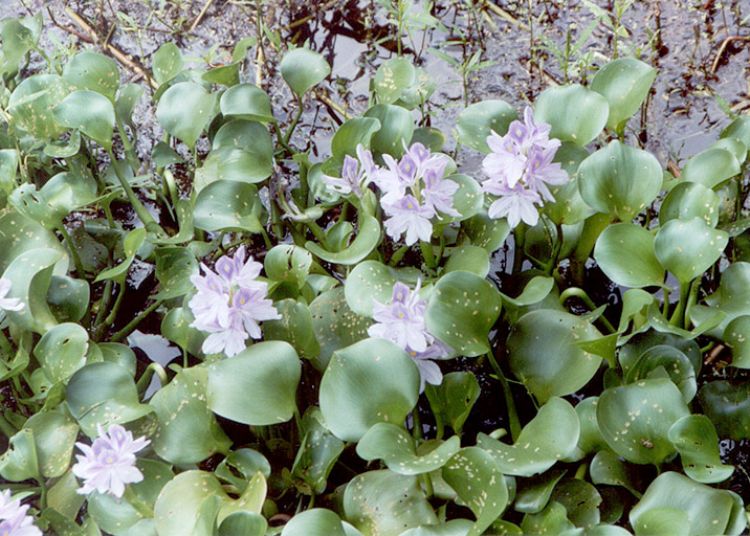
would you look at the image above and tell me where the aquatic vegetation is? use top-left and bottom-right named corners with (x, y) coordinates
top-left (0, 5), bottom-right (750, 536)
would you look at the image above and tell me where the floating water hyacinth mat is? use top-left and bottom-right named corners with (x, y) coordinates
top-left (2, 6), bottom-right (750, 536)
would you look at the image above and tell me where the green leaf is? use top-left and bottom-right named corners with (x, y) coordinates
top-left (667, 414), bottom-right (733, 483)
top-left (364, 104), bottom-right (414, 157)
top-left (424, 371), bottom-right (480, 435)
top-left (0, 429), bottom-right (38, 482)
top-left (425, 271), bottom-right (502, 356)
top-left (374, 57), bottom-right (417, 104)
top-left (264, 244), bottom-right (312, 291)
top-left (206, 341), bottom-right (300, 425)
top-left (305, 215), bottom-right (381, 265)
top-left (589, 450), bottom-right (640, 496)
top-left (680, 147), bottom-right (740, 189)
top-left (194, 180), bottom-right (263, 233)
top-left (499, 276), bottom-right (555, 308)
top-left (591, 58), bottom-right (656, 131)
top-left (116, 83), bottom-right (145, 128)
top-left (357, 423), bottom-right (460, 475)
top-left (309, 287), bottom-right (372, 370)
top-left (698, 380), bottom-right (750, 440)
top-left (152, 42), bottom-right (184, 85)
top-left (550, 479), bottom-right (602, 528)
top-left (623, 345), bottom-right (697, 403)
top-left (215, 448), bottom-right (271, 490)
top-left (507, 310), bottom-right (602, 402)
top-left (344, 260), bottom-right (418, 317)
top-left (462, 211), bottom-right (510, 251)
top-left (724, 315), bottom-right (750, 368)
top-left (34, 322), bottom-right (89, 383)
top-left (220, 83), bottom-right (274, 123)
top-left (514, 469), bottom-right (567, 514)
top-left (343, 470), bottom-right (438, 535)
top-left (319, 338), bottom-right (419, 441)
top-left (534, 84), bottom-right (609, 145)
top-left (0, 18), bottom-right (39, 75)
top-left (630, 472), bottom-right (746, 536)
top-left (477, 397), bottom-right (580, 476)
top-left (578, 140), bottom-right (662, 220)
top-left (66, 362), bottom-right (152, 436)
top-left (94, 227), bottom-right (146, 283)
top-left (443, 174), bottom-right (484, 223)
top-left (442, 447), bottom-right (509, 536)
top-left (201, 119), bottom-right (273, 185)
top-left (154, 246), bottom-right (198, 300)
top-left (456, 100), bottom-right (517, 153)
top-left (0, 213), bottom-right (68, 275)
top-left (594, 223), bottom-right (664, 288)
top-left (8, 74), bottom-right (71, 140)
top-left (521, 501), bottom-right (575, 535)
top-left (654, 217), bottom-right (728, 284)
top-left (156, 81), bottom-right (216, 148)
top-left (53, 90), bottom-right (115, 148)
top-left (264, 299), bottom-right (320, 359)
top-left (722, 115), bottom-right (750, 147)
top-left (3, 247), bottom-right (64, 334)
top-left (5, 410), bottom-right (78, 479)
top-left (150, 366), bottom-right (231, 464)
top-left (291, 408), bottom-right (345, 495)
top-left (62, 51), bottom-right (120, 100)
top-left (280, 47), bottom-right (331, 96)
top-left (659, 182), bottom-right (720, 227)
top-left (331, 117), bottom-right (381, 161)
top-left (597, 378), bottom-right (690, 465)
top-left (281, 509), bottom-right (352, 536)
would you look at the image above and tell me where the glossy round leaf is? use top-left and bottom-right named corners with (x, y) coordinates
top-left (477, 397), bottom-right (580, 476)
top-left (424, 371), bottom-right (480, 436)
top-left (194, 180), bottom-right (263, 233)
top-left (280, 48), bottom-right (331, 96)
top-left (281, 509), bottom-right (350, 536)
top-left (594, 223), bottom-right (664, 288)
top-left (680, 147), bottom-right (740, 189)
top-left (597, 378), bottom-right (689, 465)
top-left (624, 345), bottom-right (697, 403)
top-left (207, 341), bottom-right (301, 426)
top-left (344, 260), bottom-right (417, 317)
top-left (659, 181), bottom-right (720, 227)
top-left (152, 42), bottom-right (184, 85)
top-left (667, 414), bottom-right (733, 484)
top-left (425, 271), bottom-right (502, 356)
top-left (590, 58), bottom-right (656, 131)
top-left (150, 366), bottom-right (231, 464)
top-left (220, 83), bottom-right (274, 123)
top-left (698, 380), bottom-right (750, 440)
top-left (578, 140), bottom-right (662, 221)
top-left (319, 338), bottom-right (419, 441)
top-left (456, 100), bottom-right (517, 153)
top-left (654, 217), bottom-right (728, 284)
top-left (443, 174), bottom-right (483, 222)
top-left (374, 57), bottom-right (417, 104)
top-left (364, 104), bottom-right (414, 157)
top-left (331, 117), bottom-right (381, 161)
top-left (310, 287), bottom-right (372, 370)
top-left (305, 215), bottom-right (381, 265)
top-left (343, 470), bottom-right (437, 535)
top-left (462, 211), bottom-right (510, 251)
top-left (8, 74), bottom-right (71, 140)
top-left (290, 408), bottom-right (344, 494)
top-left (33, 322), bottom-right (89, 383)
top-left (62, 51), bottom-right (120, 100)
top-left (357, 423), bottom-right (460, 475)
top-left (442, 447), bottom-right (509, 536)
top-left (19, 410), bottom-right (78, 478)
top-left (156, 81), bottom-right (216, 148)
top-left (534, 84), bottom-right (609, 145)
top-left (507, 310), bottom-right (602, 402)
top-left (53, 90), bottom-right (115, 148)
top-left (204, 119), bottom-right (274, 184)
top-left (444, 245), bottom-right (490, 278)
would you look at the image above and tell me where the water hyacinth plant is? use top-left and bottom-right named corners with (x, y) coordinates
top-left (0, 3), bottom-right (750, 536)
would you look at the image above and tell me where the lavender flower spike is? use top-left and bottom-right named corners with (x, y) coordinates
top-left (0, 490), bottom-right (41, 536)
top-left (72, 424), bottom-right (150, 498)
top-left (322, 145), bottom-right (378, 197)
top-left (367, 281), bottom-right (452, 392)
top-left (0, 278), bottom-right (23, 313)
top-left (189, 247), bottom-right (280, 357)
top-left (383, 195), bottom-right (435, 246)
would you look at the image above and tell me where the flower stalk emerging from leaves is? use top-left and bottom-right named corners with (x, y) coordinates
top-left (72, 424), bottom-right (150, 499)
top-left (367, 281), bottom-right (451, 392)
top-left (323, 143), bottom-right (460, 246)
top-left (189, 246), bottom-right (280, 357)
top-left (481, 107), bottom-right (568, 228)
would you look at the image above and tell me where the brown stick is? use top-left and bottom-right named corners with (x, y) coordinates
top-left (705, 343), bottom-right (725, 366)
top-left (189, 0), bottom-right (215, 32)
top-left (64, 7), bottom-right (157, 90)
top-left (711, 35), bottom-right (750, 74)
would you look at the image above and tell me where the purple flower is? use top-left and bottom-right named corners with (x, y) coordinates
top-left (422, 163), bottom-right (460, 218)
top-left (0, 490), bottom-right (41, 536)
top-left (0, 278), bottom-right (23, 313)
top-left (383, 195), bottom-right (435, 246)
top-left (322, 146), bottom-right (378, 197)
top-left (481, 106), bottom-right (568, 228)
top-left (189, 247), bottom-right (280, 357)
top-left (367, 282), bottom-right (451, 392)
top-left (72, 424), bottom-right (150, 499)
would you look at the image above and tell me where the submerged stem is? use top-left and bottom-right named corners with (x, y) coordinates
top-left (486, 352), bottom-right (521, 442)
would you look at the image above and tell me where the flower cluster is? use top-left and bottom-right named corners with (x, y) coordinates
top-left (189, 246), bottom-right (280, 357)
top-left (0, 490), bottom-right (41, 536)
top-left (323, 143), bottom-right (460, 246)
top-left (481, 107), bottom-right (568, 228)
top-left (367, 282), bottom-right (451, 392)
top-left (72, 424), bottom-right (150, 499)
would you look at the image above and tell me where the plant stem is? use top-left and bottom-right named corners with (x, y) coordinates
top-left (94, 282), bottom-right (127, 340)
top-left (389, 245), bottom-right (409, 266)
top-left (107, 148), bottom-right (164, 236)
top-left (486, 352), bottom-right (521, 442)
top-left (559, 287), bottom-right (617, 334)
top-left (669, 281), bottom-right (690, 327)
top-left (110, 300), bottom-right (162, 342)
top-left (58, 224), bottom-right (86, 278)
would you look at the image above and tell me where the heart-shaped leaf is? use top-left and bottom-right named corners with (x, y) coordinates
top-left (424, 371), bottom-right (480, 435)
top-left (659, 182), bottom-right (720, 227)
top-left (594, 223), bottom-right (664, 288)
top-left (33, 322), bottom-right (89, 383)
top-left (680, 147), bottom-right (740, 189)
top-left (281, 509), bottom-right (353, 536)
top-left (534, 84), bottom-right (609, 145)
top-left (698, 380), bottom-right (750, 440)
top-left (62, 51), bottom-right (120, 100)
top-left (456, 99), bottom-right (517, 153)
top-left (220, 83), bottom-right (274, 123)
top-left (201, 119), bottom-right (273, 185)
top-left (319, 338), bottom-right (419, 441)
top-left (156, 81), bottom-right (216, 148)
top-left (364, 104), bottom-right (414, 157)
top-left (8, 74), bottom-right (71, 140)
top-left (654, 217), bottom-right (728, 284)
top-left (280, 48), bottom-right (331, 96)
top-left (590, 58), bottom-right (656, 132)
top-left (668, 414), bottom-right (733, 483)
top-left (194, 180), bottom-right (263, 233)
top-left (54, 90), bottom-right (115, 148)
top-left (331, 117), bottom-right (381, 161)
